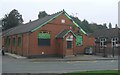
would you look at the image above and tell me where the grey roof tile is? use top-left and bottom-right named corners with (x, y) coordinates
top-left (3, 11), bottom-right (62, 36)
top-left (94, 28), bottom-right (120, 41)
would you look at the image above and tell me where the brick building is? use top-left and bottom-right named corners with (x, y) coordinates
top-left (94, 28), bottom-right (120, 57)
top-left (2, 10), bottom-right (95, 58)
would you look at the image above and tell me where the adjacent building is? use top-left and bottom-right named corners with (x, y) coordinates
top-left (94, 28), bottom-right (120, 57)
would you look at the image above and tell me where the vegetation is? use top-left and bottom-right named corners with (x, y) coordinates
top-left (70, 16), bottom-right (108, 33)
top-left (60, 70), bottom-right (119, 75)
top-left (38, 11), bottom-right (48, 19)
top-left (109, 22), bottom-right (112, 29)
top-left (2, 9), bottom-right (23, 31)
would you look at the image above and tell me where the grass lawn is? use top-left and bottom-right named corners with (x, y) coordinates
top-left (60, 70), bottom-right (119, 75)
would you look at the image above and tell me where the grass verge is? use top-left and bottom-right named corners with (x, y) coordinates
top-left (60, 70), bottom-right (119, 75)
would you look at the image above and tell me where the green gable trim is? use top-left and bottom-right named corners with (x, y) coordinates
top-left (63, 30), bottom-right (76, 38)
top-left (64, 12), bottom-right (87, 34)
top-left (38, 33), bottom-right (50, 39)
top-left (31, 12), bottom-right (63, 32)
top-left (56, 30), bottom-right (76, 39)
top-left (31, 10), bottom-right (87, 35)
top-left (76, 34), bottom-right (83, 46)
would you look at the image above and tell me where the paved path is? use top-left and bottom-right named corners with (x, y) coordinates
top-left (4, 52), bottom-right (118, 62)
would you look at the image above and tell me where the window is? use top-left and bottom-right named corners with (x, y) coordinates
top-left (6, 37), bottom-right (10, 46)
top-left (111, 37), bottom-right (118, 47)
top-left (12, 38), bottom-right (16, 46)
top-left (18, 37), bottom-right (22, 46)
top-left (100, 38), bottom-right (106, 48)
top-left (61, 19), bottom-right (65, 23)
top-left (76, 35), bottom-right (82, 46)
top-left (66, 35), bottom-right (73, 48)
top-left (38, 31), bottom-right (50, 46)
top-left (67, 41), bottom-right (72, 48)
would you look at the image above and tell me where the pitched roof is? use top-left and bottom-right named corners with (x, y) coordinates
top-left (56, 29), bottom-right (76, 39)
top-left (3, 10), bottom-right (87, 36)
top-left (3, 11), bottom-right (62, 36)
top-left (94, 28), bottom-right (120, 39)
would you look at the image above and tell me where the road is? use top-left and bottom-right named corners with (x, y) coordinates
top-left (2, 55), bottom-right (118, 73)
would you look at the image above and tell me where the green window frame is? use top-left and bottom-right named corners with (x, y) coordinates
top-left (38, 31), bottom-right (51, 46)
top-left (76, 34), bottom-right (83, 46)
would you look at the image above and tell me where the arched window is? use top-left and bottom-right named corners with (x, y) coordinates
top-left (38, 31), bottom-right (51, 46)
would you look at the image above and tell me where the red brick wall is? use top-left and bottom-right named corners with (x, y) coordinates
top-left (22, 33), bottom-right (30, 56)
top-left (28, 14), bottom-right (74, 56)
top-left (56, 39), bottom-right (64, 55)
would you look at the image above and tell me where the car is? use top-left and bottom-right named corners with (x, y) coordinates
top-left (84, 46), bottom-right (93, 55)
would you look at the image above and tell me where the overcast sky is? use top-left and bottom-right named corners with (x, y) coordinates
top-left (0, 0), bottom-right (119, 27)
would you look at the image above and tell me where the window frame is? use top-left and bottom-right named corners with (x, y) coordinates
top-left (18, 37), bottom-right (22, 46)
top-left (12, 37), bottom-right (16, 46)
top-left (61, 19), bottom-right (65, 23)
top-left (66, 35), bottom-right (73, 49)
top-left (100, 38), bottom-right (106, 49)
top-left (38, 38), bottom-right (50, 46)
top-left (111, 37), bottom-right (118, 47)
top-left (38, 31), bottom-right (51, 46)
top-left (6, 37), bottom-right (10, 46)
top-left (76, 34), bottom-right (83, 46)
top-left (67, 41), bottom-right (72, 49)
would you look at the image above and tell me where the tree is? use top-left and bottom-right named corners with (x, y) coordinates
top-left (115, 24), bottom-right (118, 28)
top-left (108, 23), bottom-right (112, 29)
top-left (2, 9), bottom-right (23, 30)
top-left (103, 23), bottom-right (108, 29)
top-left (38, 11), bottom-right (48, 19)
top-left (70, 15), bottom-right (108, 33)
